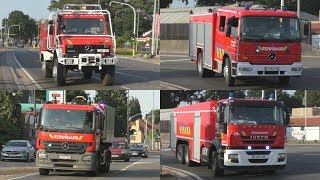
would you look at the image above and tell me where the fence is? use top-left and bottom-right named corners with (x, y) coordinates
top-left (302, 43), bottom-right (320, 56)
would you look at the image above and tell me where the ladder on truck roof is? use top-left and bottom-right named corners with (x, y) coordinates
top-left (46, 4), bottom-right (116, 54)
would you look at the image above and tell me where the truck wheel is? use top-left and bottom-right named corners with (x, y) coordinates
top-left (42, 61), bottom-right (53, 78)
top-left (89, 158), bottom-right (100, 176)
top-left (101, 65), bottom-right (115, 86)
top-left (184, 145), bottom-right (194, 167)
top-left (210, 151), bottom-right (224, 177)
top-left (279, 76), bottom-right (290, 85)
top-left (224, 57), bottom-right (235, 86)
top-left (105, 159), bottom-right (111, 173)
top-left (39, 169), bottom-right (49, 175)
top-left (53, 57), bottom-right (66, 86)
top-left (83, 70), bottom-right (93, 79)
top-left (197, 52), bottom-right (215, 78)
top-left (176, 144), bottom-right (185, 164)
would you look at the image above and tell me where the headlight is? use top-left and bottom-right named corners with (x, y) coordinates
top-left (228, 154), bottom-right (239, 163)
top-left (38, 153), bottom-right (48, 159)
top-left (82, 155), bottom-right (92, 161)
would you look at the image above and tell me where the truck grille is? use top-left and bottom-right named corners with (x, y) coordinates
top-left (65, 45), bottom-right (110, 58)
top-left (240, 136), bottom-right (276, 144)
top-left (248, 159), bottom-right (268, 163)
top-left (246, 151), bottom-right (271, 155)
top-left (42, 141), bottom-right (90, 154)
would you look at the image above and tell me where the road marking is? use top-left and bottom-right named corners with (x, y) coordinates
top-left (160, 59), bottom-right (190, 62)
top-left (10, 67), bottom-right (26, 90)
top-left (304, 154), bottom-right (320, 155)
top-left (160, 54), bottom-right (189, 57)
top-left (162, 165), bottom-right (202, 180)
top-left (119, 56), bottom-right (159, 65)
top-left (110, 158), bottom-right (144, 176)
top-left (92, 75), bottom-right (130, 90)
top-left (160, 81), bottom-right (190, 90)
top-left (116, 71), bottom-right (148, 80)
top-left (7, 173), bottom-right (38, 180)
top-left (11, 52), bottom-right (43, 89)
top-left (161, 149), bottom-right (172, 152)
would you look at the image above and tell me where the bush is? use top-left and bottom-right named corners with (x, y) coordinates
top-left (116, 48), bottom-right (147, 56)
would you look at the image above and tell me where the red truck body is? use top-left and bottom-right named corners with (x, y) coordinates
top-left (35, 99), bottom-right (115, 176)
top-left (39, 4), bottom-right (117, 86)
top-left (189, 5), bottom-right (302, 86)
top-left (171, 95), bottom-right (290, 176)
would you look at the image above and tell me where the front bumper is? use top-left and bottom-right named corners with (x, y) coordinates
top-left (129, 151), bottom-right (145, 157)
top-left (224, 148), bottom-right (287, 169)
top-left (58, 54), bottom-right (118, 70)
top-left (234, 62), bottom-right (302, 77)
top-left (111, 153), bottom-right (126, 160)
top-left (36, 150), bottom-right (97, 171)
top-left (1, 152), bottom-right (28, 160)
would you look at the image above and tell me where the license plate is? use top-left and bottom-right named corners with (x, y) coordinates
top-left (265, 67), bottom-right (280, 71)
top-left (112, 155), bottom-right (119, 157)
top-left (252, 155), bottom-right (267, 159)
top-left (65, 59), bottom-right (73, 64)
top-left (132, 153), bottom-right (138, 155)
top-left (8, 154), bottom-right (17, 157)
top-left (97, 49), bottom-right (109, 52)
top-left (58, 155), bottom-right (71, 160)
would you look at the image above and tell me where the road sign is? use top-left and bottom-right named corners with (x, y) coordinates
top-left (46, 90), bottom-right (65, 103)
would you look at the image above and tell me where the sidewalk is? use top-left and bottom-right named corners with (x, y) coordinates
top-left (119, 54), bottom-right (160, 65)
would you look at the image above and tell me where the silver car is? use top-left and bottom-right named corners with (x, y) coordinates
top-left (1, 140), bottom-right (35, 161)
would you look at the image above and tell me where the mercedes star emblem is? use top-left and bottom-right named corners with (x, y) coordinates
top-left (85, 45), bottom-right (93, 52)
top-left (269, 52), bottom-right (277, 60)
top-left (61, 142), bottom-right (69, 150)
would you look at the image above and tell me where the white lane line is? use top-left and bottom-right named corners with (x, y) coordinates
top-left (92, 75), bottom-right (130, 90)
top-left (162, 165), bottom-right (202, 180)
top-left (160, 54), bottom-right (189, 57)
top-left (160, 59), bottom-right (191, 62)
top-left (110, 158), bottom-right (144, 176)
top-left (304, 154), bottom-right (320, 155)
top-left (116, 71), bottom-right (148, 80)
top-left (161, 149), bottom-right (172, 152)
top-left (10, 67), bottom-right (26, 90)
top-left (11, 52), bottom-right (43, 89)
top-left (7, 173), bottom-right (38, 180)
top-left (160, 81), bottom-right (190, 90)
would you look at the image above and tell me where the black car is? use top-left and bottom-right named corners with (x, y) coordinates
top-left (129, 143), bottom-right (148, 158)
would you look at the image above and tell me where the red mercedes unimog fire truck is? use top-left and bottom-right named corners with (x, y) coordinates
top-left (35, 96), bottom-right (115, 176)
top-left (39, 4), bottom-right (117, 86)
top-left (171, 93), bottom-right (290, 176)
top-left (189, 3), bottom-right (302, 86)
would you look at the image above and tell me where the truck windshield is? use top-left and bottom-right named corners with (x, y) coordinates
top-left (62, 18), bottom-right (106, 35)
top-left (40, 109), bottom-right (94, 133)
top-left (229, 106), bottom-right (283, 125)
top-left (241, 16), bottom-right (300, 42)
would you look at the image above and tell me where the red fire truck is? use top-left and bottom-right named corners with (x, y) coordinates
top-left (35, 96), bottom-right (115, 176)
top-left (189, 4), bottom-right (302, 86)
top-left (39, 4), bottom-right (117, 86)
top-left (171, 93), bottom-right (290, 176)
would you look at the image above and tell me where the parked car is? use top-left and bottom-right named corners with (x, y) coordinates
top-left (1, 140), bottom-right (35, 161)
top-left (16, 43), bottom-right (24, 48)
top-left (129, 143), bottom-right (148, 158)
top-left (110, 139), bottom-right (130, 162)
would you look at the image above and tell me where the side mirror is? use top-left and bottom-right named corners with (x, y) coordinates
top-left (226, 26), bottom-right (231, 37)
top-left (284, 112), bottom-right (290, 125)
top-left (216, 104), bottom-right (223, 123)
top-left (49, 26), bottom-right (53, 35)
top-left (48, 20), bottom-right (53, 25)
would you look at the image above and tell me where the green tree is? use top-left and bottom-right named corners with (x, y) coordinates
top-left (146, 109), bottom-right (160, 124)
top-left (296, 90), bottom-right (320, 107)
top-left (95, 90), bottom-right (128, 137)
top-left (160, 90), bottom-right (202, 109)
top-left (200, 90), bottom-right (245, 102)
top-left (129, 97), bottom-right (142, 121)
top-left (65, 90), bottom-right (88, 102)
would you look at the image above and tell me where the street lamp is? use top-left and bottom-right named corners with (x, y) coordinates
top-left (7, 24), bottom-right (20, 46)
top-left (109, 1), bottom-right (136, 56)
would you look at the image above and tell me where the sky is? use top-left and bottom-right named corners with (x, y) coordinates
top-left (85, 90), bottom-right (160, 116)
top-left (0, 0), bottom-right (51, 27)
top-left (170, 0), bottom-right (196, 8)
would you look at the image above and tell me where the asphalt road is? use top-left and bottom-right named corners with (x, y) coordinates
top-left (160, 53), bottom-right (320, 90)
top-left (0, 48), bottom-right (159, 90)
top-left (1, 151), bottom-right (160, 180)
top-left (161, 145), bottom-right (320, 180)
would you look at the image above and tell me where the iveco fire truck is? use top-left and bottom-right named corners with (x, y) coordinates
top-left (39, 4), bottom-right (117, 86)
top-left (171, 94), bottom-right (290, 176)
top-left (35, 96), bottom-right (115, 176)
top-left (189, 2), bottom-right (302, 86)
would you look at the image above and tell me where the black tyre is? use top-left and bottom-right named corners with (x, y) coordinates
top-left (184, 145), bottom-right (193, 167)
top-left (89, 158), bottom-right (100, 176)
top-left (210, 151), bottom-right (224, 177)
top-left (53, 57), bottom-right (66, 86)
top-left (101, 65), bottom-right (115, 86)
top-left (223, 57), bottom-right (235, 86)
top-left (39, 169), bottom-right (49, 175)
top-left (124, 155), bottom-right (129, 162)
top-left (279, 76), bottom-right (290, 85)
top-left (42, 61), bottom-right (53, 78)
top-left (177, 144), bottom-right (185, 164)
top-left (197, 52), bottom-right (215, 78)
top-left (83, 70), bottom-right (93, 79)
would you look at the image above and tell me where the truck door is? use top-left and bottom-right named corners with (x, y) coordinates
top-left (193, 112), bottom-right (201, 162)
top-left (215, 14), bottom-right (226, 62)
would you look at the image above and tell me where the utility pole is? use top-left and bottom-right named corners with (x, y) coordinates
top-left (297, 0), bottom-right (300, 18)
top-left (304, 90), bottom-right (307, 141)
top-left (262, 90), bottom-right (265, 99)
top-left (152, 90), bottom-right (154, 150)
top-left (281, 0), bottom-right (285, 10)
top-left (151, 0), bottom-right (156, 56)
top-left (126, 90), bottom-right (130, 144)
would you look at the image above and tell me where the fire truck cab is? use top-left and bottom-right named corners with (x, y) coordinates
top-left (189, 3), bottom-right (302, 86)
top-left (40, 4), bottom-right (117, 86)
